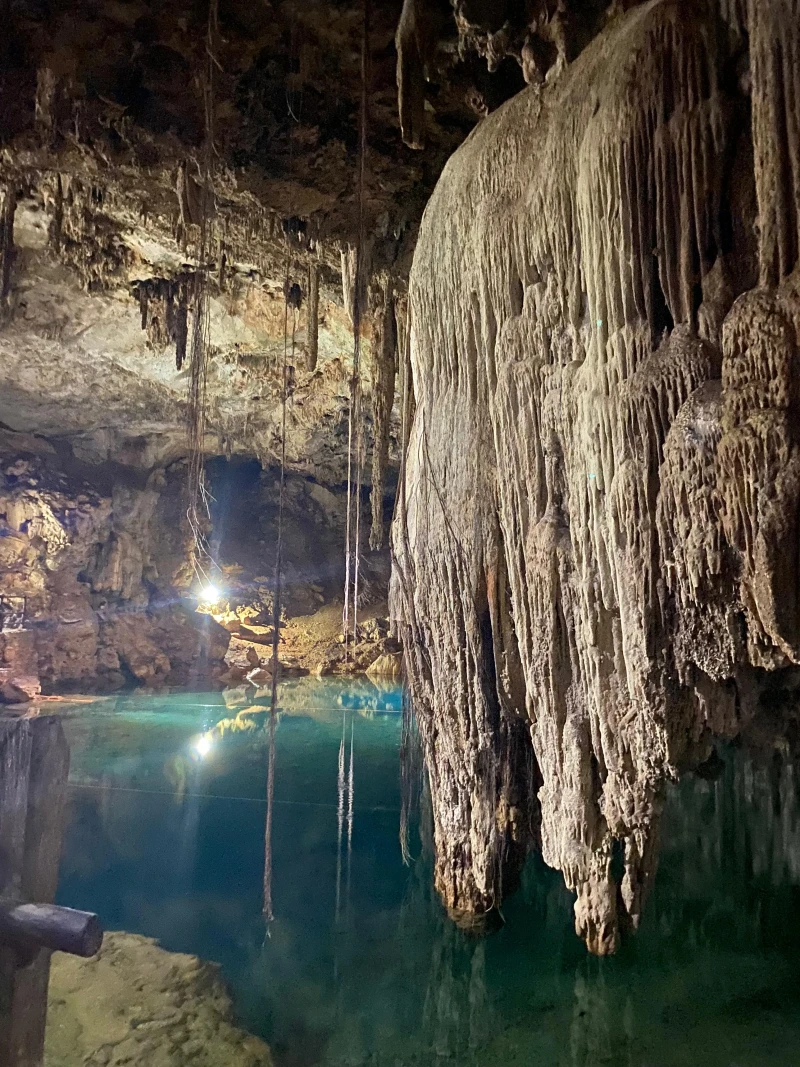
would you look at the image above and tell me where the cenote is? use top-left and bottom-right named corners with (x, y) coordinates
top-left (51, 682), bottom-right (800, 1067)
top-left (3, 1), bottom-right (800, 1064)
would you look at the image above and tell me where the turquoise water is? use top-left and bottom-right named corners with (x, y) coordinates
top-left (55, 683), bottom-right (800, 1066)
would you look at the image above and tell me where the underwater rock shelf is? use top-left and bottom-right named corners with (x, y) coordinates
top-left (46, 932), bottom-right (273, 1067)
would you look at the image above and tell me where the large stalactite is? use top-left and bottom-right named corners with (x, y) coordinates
top-left (391, 0), bottom-right (800, 953)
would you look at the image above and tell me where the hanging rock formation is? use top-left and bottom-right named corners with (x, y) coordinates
top-left (392, 0), bottom-right (800, 952)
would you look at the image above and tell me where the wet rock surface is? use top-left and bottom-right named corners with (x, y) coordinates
top-left (46, 931), bottom-right (272, 1067)
top-left (218, 600), bottom-right (401, 684)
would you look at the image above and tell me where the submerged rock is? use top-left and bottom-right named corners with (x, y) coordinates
top-left (46, 931), bottom-right (272, 1067)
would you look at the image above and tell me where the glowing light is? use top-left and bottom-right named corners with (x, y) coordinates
top-left (198, 583), bottom-right (221, 605)
top-left (194, 734), bottom-right (213, 758)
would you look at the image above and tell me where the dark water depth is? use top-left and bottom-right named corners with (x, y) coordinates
top-left (55, 682), bottom-right (800, 1067)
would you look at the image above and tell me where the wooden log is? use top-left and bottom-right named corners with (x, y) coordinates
top-left (0, 716), bottom-right (69, 1067)
top-left (0, 903), bottom-right (102, 959)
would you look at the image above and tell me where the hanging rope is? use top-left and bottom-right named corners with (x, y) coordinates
top-left (263, 19), bottom-right (304, 921)
top-left (186, 0), bottom-right (219, 589)
top-left (343, 0), bottom-right (371, 664)
top-left (263, 271), bottom-right (296, 922)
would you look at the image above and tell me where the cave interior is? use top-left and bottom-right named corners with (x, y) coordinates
top-left (2, 0), bottom-right (800, 1064)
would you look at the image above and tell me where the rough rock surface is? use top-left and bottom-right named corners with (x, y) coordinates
top-left (0, 429), bottom-right (229, 696)
top-left (46, 931), bottom-right (272, 1067)
top-left (0, 194), bottom-right (397, 482)
top-left (0, 0), bottom-right (486, 485)
top-left (392, 0), bottom-right (800, 952)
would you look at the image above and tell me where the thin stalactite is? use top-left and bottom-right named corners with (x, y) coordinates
top-left (306, 259), bottom-right (319, 371)
top-left (370, 280), bottom-right (397, 551)
top-left (0, 183), bottom-right (16, 324)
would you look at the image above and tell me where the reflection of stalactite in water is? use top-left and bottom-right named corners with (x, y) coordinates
top-left (335, 714), bottom-right (346, 922)
top-left (400, 685), bottom-right (423, 865)
top-left (175, 763), bottom-right (202, 883)
top-left (408, 768), bottom-right (493, 1064)
top-left (569, 970), bottom-right (625, 1067)
top-left (467, 941), bottom-right (490, 1055)
top-left (421, 920), bottom-right (491, 1064)
top-left (567, 964), bottom-right (641, 1067)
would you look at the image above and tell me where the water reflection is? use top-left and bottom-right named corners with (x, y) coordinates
top-left (54, 685), bottom-right (800, 1067)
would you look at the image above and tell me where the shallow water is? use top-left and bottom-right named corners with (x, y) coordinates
top-left (56, 682), bottom-right (800, 1067)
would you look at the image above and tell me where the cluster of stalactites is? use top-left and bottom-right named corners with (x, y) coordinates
top-left (340, 240), bottom-right (403, 554)
top-left (42, 173), bottom-right (133, 292)
top-left (132, 275), bottom-right (196, 370)
top-left (749, 0), bottom-right (800, 285)
top-left (390, 0), bottom-right (800, 959)
top-left (394, 0), bottom-right (612, 150)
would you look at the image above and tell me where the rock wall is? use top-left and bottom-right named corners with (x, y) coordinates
top-left (0, 430), bottom-right (228, 700)
top-left (392, 0), bottom-right (800, 952)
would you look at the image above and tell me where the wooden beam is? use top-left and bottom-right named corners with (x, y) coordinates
top-left (0, 904), bottom-right (102, 959)
top-left (0, 716), bottom-right (69, 1067)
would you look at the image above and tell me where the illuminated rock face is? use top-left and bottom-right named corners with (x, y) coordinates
top-left (0, 431), bottom-right (229, 697)
top-left (392, 0), bottom-right (800, 953)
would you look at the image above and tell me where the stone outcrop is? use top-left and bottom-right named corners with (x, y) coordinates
top-left (0, 429), bottom-right (229, 697)
top-left (392, 0), bottom-right (800, 952)
top-left (46, 931), bottom-right (272, 1067)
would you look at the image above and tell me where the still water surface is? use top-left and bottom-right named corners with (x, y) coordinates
top-left (56, 682), bottom-right (800, 1066)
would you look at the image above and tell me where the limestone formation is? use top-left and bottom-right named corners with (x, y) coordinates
top-left (0, 430), bottom-right (228, 696)
top-left (46, 931), bottom-right (272, 1067)
top-left (2, 0), bottom-right (800, 963)
top-left (391, 0), bottom-right (800, 952)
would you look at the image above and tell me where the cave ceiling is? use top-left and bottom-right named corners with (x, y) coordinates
top-left (0, 0), bottom-right (625, 478)
top-left (0, 0), bottom-right (495, 477)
